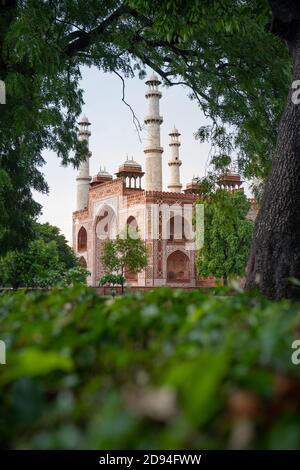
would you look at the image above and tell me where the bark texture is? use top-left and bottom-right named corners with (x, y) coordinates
top-left (245, 1), bottom-right (300, 299)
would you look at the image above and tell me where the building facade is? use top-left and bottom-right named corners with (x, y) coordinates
top-left (72, 74), bottom-right (255, 288)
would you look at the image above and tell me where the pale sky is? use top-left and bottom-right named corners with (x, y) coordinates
top-left (33, 65), bottom-right (239, 245)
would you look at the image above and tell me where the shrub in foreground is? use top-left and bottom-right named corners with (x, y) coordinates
top-left (1, 286), bottom-right (300, 449)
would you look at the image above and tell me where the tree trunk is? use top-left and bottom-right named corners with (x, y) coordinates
top-left (246, 8), bottom-right (300, 299)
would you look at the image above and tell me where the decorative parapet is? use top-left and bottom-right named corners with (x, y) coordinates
top-left (72, 208), bottom-right (88, 219)
top-left (88, 178), bottom-right (124, 204)
top-left (145, 190), bottom-right (198, 204)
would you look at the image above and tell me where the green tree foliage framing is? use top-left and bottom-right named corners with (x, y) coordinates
top-left (0, 0), bottom-right (290, 252)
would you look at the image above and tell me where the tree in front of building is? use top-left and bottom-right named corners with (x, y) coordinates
top-left (101, 227), bottom-right (148, 294)
top-left (197, 189), bottom-right (254, 286)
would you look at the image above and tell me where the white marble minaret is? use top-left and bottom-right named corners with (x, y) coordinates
top-left (76, 115), bottom-right (92, 211)
top-left (167, 127), bottom-right (182, 193)
top-left (144, 74), bottom-right (163, 191)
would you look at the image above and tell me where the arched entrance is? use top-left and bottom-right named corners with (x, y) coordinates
top-left (167, 250), bottom-right (190, 282)
top-left (77, 226), bottom-right (87, 251)
top-left (93, 204), bottom-right (117, 284)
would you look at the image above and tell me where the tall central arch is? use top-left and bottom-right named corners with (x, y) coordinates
top-left (93, 204), bottom-right (117, 284)
top-left (125, 216), bottom-right (139, 281)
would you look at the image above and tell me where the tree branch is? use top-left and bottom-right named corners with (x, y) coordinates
top-left (64, 4), bottom-right (131, 56)
top-left (112, 69), bottom-right (142, 142)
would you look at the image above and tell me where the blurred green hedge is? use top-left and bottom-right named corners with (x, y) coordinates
top-left (1, 286), bottom-right (300, 449)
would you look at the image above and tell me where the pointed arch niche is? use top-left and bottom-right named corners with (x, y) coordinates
top-left (78, 226), bottom-right (87, 252)
top-left (125, 215), bottom-right (139, 281)
top-left (165, 213), bottom-right (193, 242)
top-left (126, 215), bottom-right (139, 237)
top-left (167, 250), bottom-right (190, 282)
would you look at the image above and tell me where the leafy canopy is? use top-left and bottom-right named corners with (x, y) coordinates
top-left (0, 223), bottom-right (88, 288)
top-left (129, 0), bottom-right (290, 179)
top-left (34, 222), bottom-right (77, 269)
top-left (99, 273), bottom-right (125, 286)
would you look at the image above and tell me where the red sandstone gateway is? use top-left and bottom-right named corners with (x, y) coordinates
top-left (72, 76), bottom-right (257, 288)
